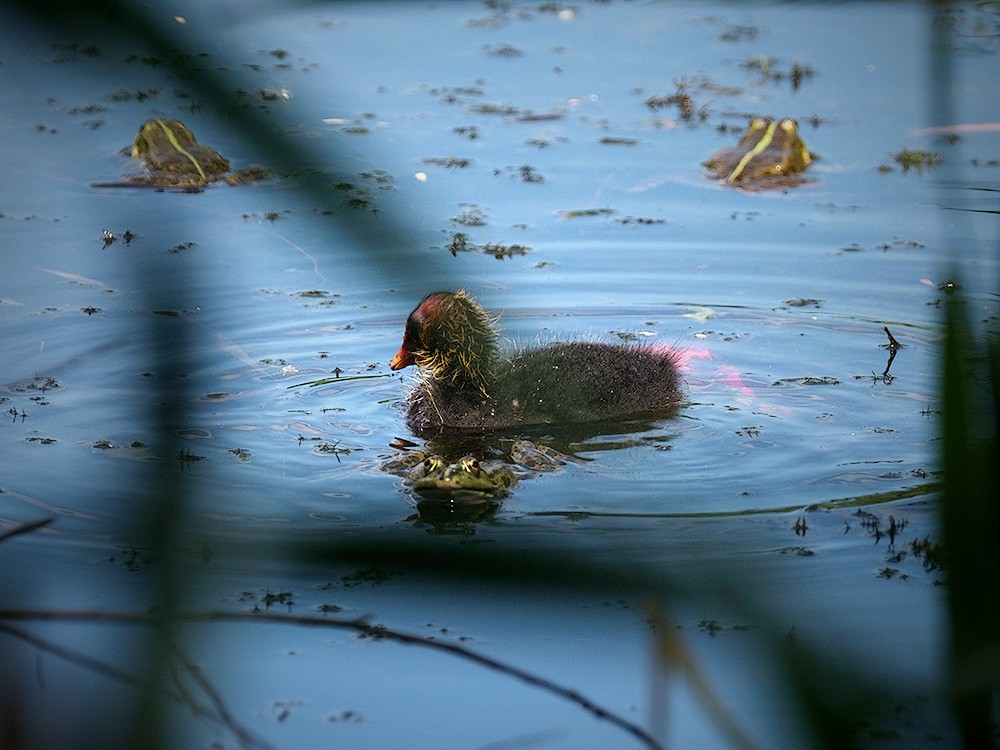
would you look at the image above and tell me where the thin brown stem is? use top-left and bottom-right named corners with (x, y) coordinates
top-left (0, 621), bottom-right (275, 750)
top-left (0, 518), bottom-right (54, 543)
top-left (0, 607), bottom-right (662, 750)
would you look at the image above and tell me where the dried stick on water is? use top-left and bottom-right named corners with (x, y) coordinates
top-left (881, 326), bottom-right (903, 378)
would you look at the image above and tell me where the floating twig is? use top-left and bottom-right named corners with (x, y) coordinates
top-left (288, 372), bottom-right (391, 389)
top-left (881, 326), bottom-right (902, 351)
top-left (880, 326), bottom-right (903, 377)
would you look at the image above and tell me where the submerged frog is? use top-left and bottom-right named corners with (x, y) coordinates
top-left (93, 119), bottom-right (266, 189)
top-left (409, 455), bottom-right (517, 502)
top-left (703, 117), bottom-right (813, 190)
top-left (384, 439), bottom-right (569, 504)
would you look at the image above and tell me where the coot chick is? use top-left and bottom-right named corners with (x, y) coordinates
top-left (390, 290), bottom-right (681, 436)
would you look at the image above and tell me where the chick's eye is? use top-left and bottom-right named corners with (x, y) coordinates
top-left (405, 319), bottom-right (421, 346)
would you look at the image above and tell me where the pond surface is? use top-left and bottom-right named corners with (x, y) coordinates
top-left (1, 1), bottom-right (998, 748)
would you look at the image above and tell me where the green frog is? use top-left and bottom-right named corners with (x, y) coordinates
top-left (703, 117), bottom-right (813, 190)
top-left (93, 119), bottom-right (266, 189)
top-left (384, 439), bottom-right (569, 503)
top-left (408, 455), bottom-right (517, 502)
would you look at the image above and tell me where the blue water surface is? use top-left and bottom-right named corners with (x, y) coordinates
top-left (1, 1), bottom-right (997, 748)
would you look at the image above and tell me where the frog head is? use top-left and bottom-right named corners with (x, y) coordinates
top-left (730, 117), bottom-right (811, 182)
top-left (704, 117), bottom-right (813, 189)
top-left (409, 455), bottom-right (515, 501)
top-left (130, 119), bottom-right (230, 185)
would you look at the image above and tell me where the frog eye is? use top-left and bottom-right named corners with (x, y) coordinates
top-left (750, 117), bottom-right (768, 130)
top-left (780, 119), bottom-right (797, 133)
top-left (463, 457), bottom-right (482, 476)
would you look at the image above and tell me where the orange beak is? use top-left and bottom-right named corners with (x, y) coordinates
top-left (390, 344), bottom-right (414, 370)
